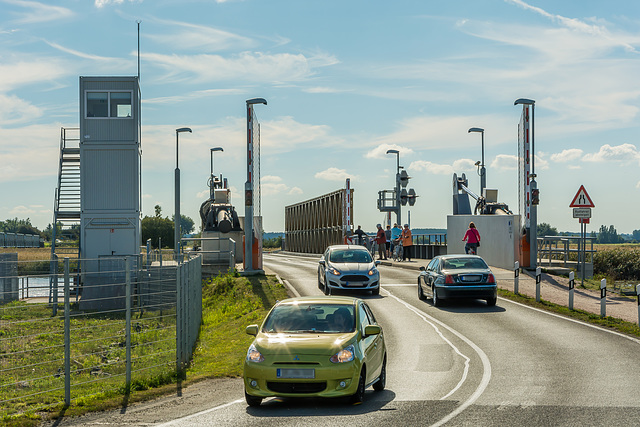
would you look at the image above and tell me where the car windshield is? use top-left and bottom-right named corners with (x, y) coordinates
top-left (329, 249), bottom-right (372, 264)
top-left (263, 303), bottom-right (356, 333)
top-left (442, 258), bottom-right (488, 270)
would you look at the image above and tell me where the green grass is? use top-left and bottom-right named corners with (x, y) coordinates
top-left (0, 272), bottom-right (287, 426)
top-left (498, 288), bottom-right (640, 338)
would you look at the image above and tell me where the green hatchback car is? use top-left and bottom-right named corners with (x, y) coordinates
top-left (243, 296), bottom-right (387, 406)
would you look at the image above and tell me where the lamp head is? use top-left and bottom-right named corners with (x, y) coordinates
top-left (386, 149), bottom-right (399, 155)
top-left (247, 98), bottom-right (267, 105)
top-left (514, 98), bottom-right (535, 106)
top-left (474, 161), bottom-right (481, 166)
top-left (468, 127), bottom-right (484, 133)
top-left (211, 147), bottom-right (224, 153)
top-left (176, 127), bottom-right (192, 134)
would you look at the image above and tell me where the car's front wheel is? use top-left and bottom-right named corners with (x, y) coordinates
top-left (372, 286), bottom-right (380, 296)
top-left (373, 356), bottom-right (386, 391)
top-left (350, 368), bottom-right (366, 403)
top-left (318, 271), bottom-right (323, 289)
top-left (417, 279), bottom-right (425, 301)
top-left (245, 391), bottom-right (262, 407)
top-left (324, 277), bottom-right (331, 295)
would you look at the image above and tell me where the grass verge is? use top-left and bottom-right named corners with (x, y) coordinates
top-left (0, 272), bottom-right (288, 426)
top-left (497, 288), bottom-right (640, 338)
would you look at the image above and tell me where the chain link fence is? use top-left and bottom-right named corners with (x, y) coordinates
top-left (0, 254), bottom-right (201, 416)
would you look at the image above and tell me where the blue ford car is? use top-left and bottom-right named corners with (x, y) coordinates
top-left (318, 245), bottom-right (381, 296)
top-left (418, 254), bottom-right (497, 306)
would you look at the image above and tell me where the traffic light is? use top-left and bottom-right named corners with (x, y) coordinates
top-left (398, 170), bottom-right (410, 188)
top-left (531, 188), bottom-right (540, 205)
top-left (408, 188), bottom-right (417, 206)
top-left (400, 189), bottom-right (408, 206)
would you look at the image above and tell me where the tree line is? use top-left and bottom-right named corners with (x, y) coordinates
top-left (538, 222), bottom-right (639, 244)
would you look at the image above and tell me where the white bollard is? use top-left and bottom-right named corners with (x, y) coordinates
top-left (568, 271), bottom-right (575, 310)
top-left (535, 266), bottom-right (541, 302)
top-left (600, 278), bottom-right (607, 318)
top-left (514, 261), bottom-right (520, 294)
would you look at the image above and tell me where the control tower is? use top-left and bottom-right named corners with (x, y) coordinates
top-left (79, 76), bottom-right (141, 308)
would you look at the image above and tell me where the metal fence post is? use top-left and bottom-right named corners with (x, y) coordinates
top-left (176, 263), bottom-right (182, 375)
top-left (535, 266), bottom-right (541, 302)
top-left (514, 261), bottom-right (519, 294)
top-left (637, 284), bottom-right (640, 327)
top-left (568, 271), bottom-right (575, 310)
top-left (600, 278), bottom-right (607, 318)
top-left (125, 257), bottom-right (132, 390)
top-left (64, 257), bottom-right (71, 407)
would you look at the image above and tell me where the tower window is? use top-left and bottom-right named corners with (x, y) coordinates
top-left (86, 91), bottom-right (133, 118)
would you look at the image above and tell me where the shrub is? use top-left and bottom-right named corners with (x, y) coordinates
top-left (593, 247), bottom-right (640, 280)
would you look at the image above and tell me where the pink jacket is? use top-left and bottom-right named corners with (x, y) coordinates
top-left (463, 228), bottom-right (480, 244)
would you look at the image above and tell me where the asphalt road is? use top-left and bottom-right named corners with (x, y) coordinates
top-left (52, 252), bottom-right (640, 426)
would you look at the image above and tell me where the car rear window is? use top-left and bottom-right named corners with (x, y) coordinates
top-left (329, 249), bottom-right (372, 263)
top-left (263, 303), bottom-right (356, 333)
top-left (442, 258), bottom-right (488, 270)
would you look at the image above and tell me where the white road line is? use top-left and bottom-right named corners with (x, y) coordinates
top-left (382, 290), bottom-right (492, 427)
top-left (499, 297), bottom-right (640, 345)
top-left (154, 398), bottom-right (244, 427)
top-left (380, 283), bottom-right (416, 287)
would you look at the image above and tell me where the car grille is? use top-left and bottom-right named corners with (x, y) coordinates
top-left (341, 275), bottom-right (369, 282)
top-left (272, 362), bottom-right (320, 365)
top-left (267, 381), bottom-right (327, 394)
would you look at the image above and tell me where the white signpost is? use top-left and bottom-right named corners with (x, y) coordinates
top-left (569, 185), bottom-right (595, 287)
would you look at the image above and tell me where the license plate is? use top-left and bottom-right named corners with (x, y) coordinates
top-left (461, 275), bottom-right (481, 282)
top-left (277, 369), bottom-right (315, 379)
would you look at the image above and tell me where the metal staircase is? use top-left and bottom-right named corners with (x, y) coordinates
top-left (50, 127), bottom-right (81, 260)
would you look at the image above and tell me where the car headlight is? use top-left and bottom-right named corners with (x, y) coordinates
top-left (368, 267), bottom-right (378, 276)
top-left (330, 344), bottom-right (355, 363)
top-left (329, 267), bottom-right (341, 276)
top-left (246, 344), bottom-right (264, 363)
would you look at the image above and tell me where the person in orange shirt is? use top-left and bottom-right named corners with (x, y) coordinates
top-left (401, 224), bottom-right (413, 261)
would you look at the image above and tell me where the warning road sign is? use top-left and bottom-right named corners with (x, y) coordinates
top-left (569, 185), bottom-right (595, 208)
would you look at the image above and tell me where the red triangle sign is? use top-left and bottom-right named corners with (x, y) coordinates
top-left (569, 185), bottom-right (595, 208)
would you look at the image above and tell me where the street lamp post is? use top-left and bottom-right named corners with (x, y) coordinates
top-left (514, 98), bottom-right (536, 269)
top-left (210, 147), bottom-right (223, 199)
top-left (386, 149), bottom-right (400, 225)
top-left (175, 127), bottom-right (192, 261)
top-left (468, 127), bottom-right (485, 197)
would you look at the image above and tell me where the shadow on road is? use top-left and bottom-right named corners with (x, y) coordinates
top-left (245, 389), bottom-right (397, 417)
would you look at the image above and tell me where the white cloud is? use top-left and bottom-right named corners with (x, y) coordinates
top-left (551, 148), bottom-right (584, 162)
top-left (95, 0), bottom-right (141, 8)
top-left (143, 51), bottom-right (338, 84)
top-left (0, 93), bottom-right (43, 124)
top-left (146, 21), bottom-right (254, 52)
top-left (9, 205), bottom-right (36, 215)
top-left (491, 154), bottom-right (518, 171)
top-left (4, 0), bottom-right (73, 24)
top-left (408, 161), bottom-right (453, 175)
top-left (637, 181), bottom-right (640, 189)
top-left (0, 59), bottom-right (69, 92)
top-left (261, 176), bottom-right (304, 196)
top-left (582, 143), bottom-right (640, 163)
top-left (261, 116), bottom-right (337, 153)
top-left (365, 144), bottom-right (415, 160)
top-left (315, 167), bottom-right (355, 181)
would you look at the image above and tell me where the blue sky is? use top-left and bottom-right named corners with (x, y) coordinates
top-left (1, 0), bottom-right (640, 234)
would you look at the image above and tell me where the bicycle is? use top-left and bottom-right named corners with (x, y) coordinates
top-left (392, 239), bottom-right (403, 262)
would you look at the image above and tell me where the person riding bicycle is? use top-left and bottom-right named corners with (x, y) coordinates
top-left (462, 222), bottom-right (481, 254)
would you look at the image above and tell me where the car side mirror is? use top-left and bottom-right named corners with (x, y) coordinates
top-left (245, 325), bottom-right (259, 336)
top-left (375, 260), bottom-right (381, 266)
top-left (319, 259), bottom-right (325, 266)
top-left (363, 324), bottom-right (381, 337)
top-left (419, 266), bottom-right (425, 271)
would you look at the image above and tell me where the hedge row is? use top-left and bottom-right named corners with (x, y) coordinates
top-left (593, 247), bottom-right (640, 280)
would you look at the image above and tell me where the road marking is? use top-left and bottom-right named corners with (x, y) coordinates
top-left (383, 290), bottom-right (492, 427)
top-left (380, 283), bottom-right (415, 287)
top-left (155, 398), bottom-right (244, 426)
top-left (500, 297), bottom-right (640, 345)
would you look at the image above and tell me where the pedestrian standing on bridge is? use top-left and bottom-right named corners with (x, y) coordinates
top-left (384, 225), bottom-right (392, 259)
top-left (353, 225), bottom-right (367, 246)
top-left (375, 224), bottom-right (387, 260)
top-left (401, 224), bottom-right (413, 261)
top-left (462, 222), bottom-right (480, 254)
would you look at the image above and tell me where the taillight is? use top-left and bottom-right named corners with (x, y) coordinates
top-left (445, 275), bottom-right (454, 284)
top-left (487, 274), bottom-right (495, 283)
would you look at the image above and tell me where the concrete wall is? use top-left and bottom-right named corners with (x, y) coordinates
top-left (447, 214), bottom-right (520, 270)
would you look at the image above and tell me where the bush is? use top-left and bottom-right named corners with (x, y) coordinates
top-left (593, 247), bottom-right (640, 280)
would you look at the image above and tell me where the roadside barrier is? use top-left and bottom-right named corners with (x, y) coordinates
top-left (0, 254), bottom-right (202, 417)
